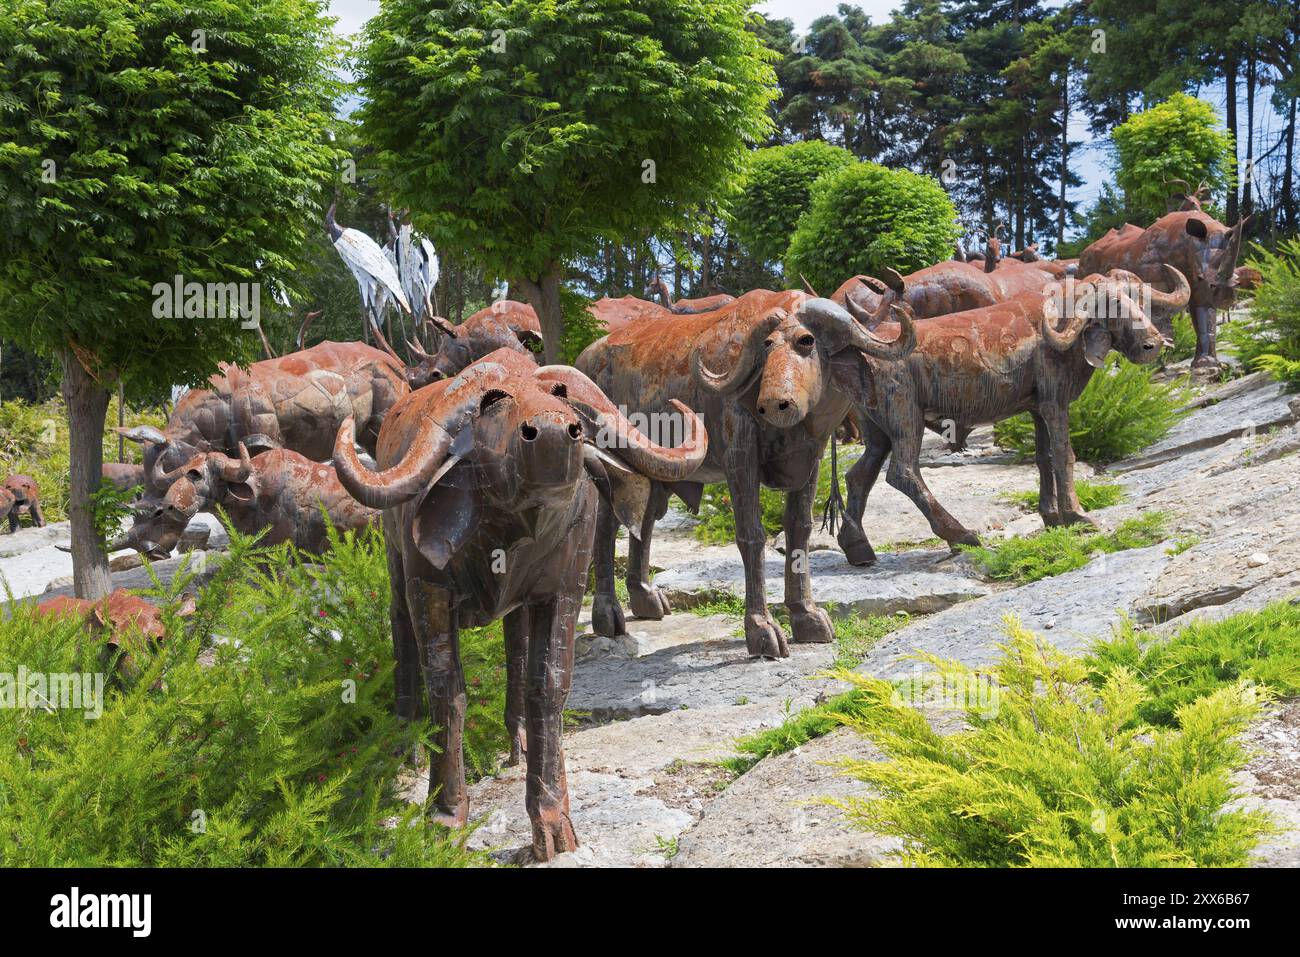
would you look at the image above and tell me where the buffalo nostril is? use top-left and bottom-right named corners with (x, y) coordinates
top-left (520, 423), bottom-right (538, 441)
top-left (567, 423), bottom-right (582, 440)
top-left (778, 400), bottom-right (790, 411)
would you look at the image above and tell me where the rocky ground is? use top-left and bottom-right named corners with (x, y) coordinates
top-left (3, 369), bottom-right (1297, 868)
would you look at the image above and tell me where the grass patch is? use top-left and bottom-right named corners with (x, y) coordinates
top-left (0, 523), bottom-right (491, 867)
top-left (961, 512), bottom-right (1168, 584)
top-left (993, 355), bottom-right (1190, 464)
top-left (826, 616), bottom-right (1274, 866)
top-left (688, 591), bottom-right (747, 618)
top-left (830, 608), bottom-right (911, 670)
top-left (721, 692), bottom-right (879, 775)
top-left (998, 479), bottom-right (1125, 513)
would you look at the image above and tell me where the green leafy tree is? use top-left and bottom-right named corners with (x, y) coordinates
top-left (0, 0), bottom-right (342, 597)
top-left (1112, 93), bottom-right (1237, 223)
top-left (729, 141), bottom-right (856, 272)
top-left (784, 162), bottom-right (960, 292)
top-left (356, 0), bottom-right (777, 363)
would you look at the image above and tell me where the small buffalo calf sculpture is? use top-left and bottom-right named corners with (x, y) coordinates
top-left (1, 475), bottom-right (44, 532)
top-left (333, 348), bottom-right (707, 860)
top-left (34, 590), bottom-right (195, 681)
top-left (115, 445), bottom-right (379, 560)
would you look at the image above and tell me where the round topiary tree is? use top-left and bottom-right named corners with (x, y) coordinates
top-left (729, 140), bottom-right (857, 270)
top-left (356, 0), bottom-right (777, 364)
top-left (784, 162), bottom-right (960, 293)
top-left (1113, 92), bottom-right (1236, 224)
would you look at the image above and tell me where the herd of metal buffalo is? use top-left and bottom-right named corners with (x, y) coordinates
top-left (13, 187), bottom-right (1252, 859)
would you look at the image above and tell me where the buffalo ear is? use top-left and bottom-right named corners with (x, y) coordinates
top-left (1185, 218), bottom-right (1208, 239)
top-left (1082, 325), bottom-right (1112, 368)
top-left (241, 433), bottom-right (277, 456)
top-left (666, 481), bottom-right (704, 515)
top-left (583, 446), bottom-right (651, 536)
top-left (225, 481), bottom-right (255, 504)
top-left (413, 482), bottom-right (479, 570)
top-left (829, 351), bottom-right (878, 410)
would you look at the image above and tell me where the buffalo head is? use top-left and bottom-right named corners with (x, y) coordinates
top-left (115, 444), bottom-right (251, 559)
top-left (691, 296), bottom-right (915, 430)
top-left (1042, 266), bottom-right (1189, 367)
top-left (333, 349), bottom-right (707, 553)
top-left (403, 303), bottom-right (544, 389)
top-left (1181, 214), bottom-right (1246, 311)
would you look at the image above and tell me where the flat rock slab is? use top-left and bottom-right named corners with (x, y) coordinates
top-left (1231, 699), bottom-right (1300, 868)
top-left (447, 702), bottom-right (793, 867)
top-left (1112, 376), bottom-right (1296, 473)
top-left (654, 547), bottom-right (991, 619)
top-left (672, 727), bottom-right (903, 868)
top-left (858, 542), bottom-right (1172, 678)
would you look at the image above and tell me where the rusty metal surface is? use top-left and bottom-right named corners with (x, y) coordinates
top-left (577, 288), bottom-right (916, 659)
top-left (33, 589), bottom-right (195, 680)
top-left (407, 300), bottom-right (543, 387)
top-left (1079, 208), bottom-right (1245, 368)
top-left (1, 474), bottom-right (44, 531)
top-left (835, 273), bottom-right (1183, 565)
top-left (331, 347), bottom-right (706, 861)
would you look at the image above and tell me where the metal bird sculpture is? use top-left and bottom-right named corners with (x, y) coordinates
top-left (325, 201), bottom-right (411, 323)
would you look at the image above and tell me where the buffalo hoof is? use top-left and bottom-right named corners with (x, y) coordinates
top-left (591, 594), bottom-right (627, 637)
top-left (1191, 354), bottom-right (1221, 372)
top-left (627, 581), bottom-right (671, 620)
top-left (428, 807), bottom-right (469, 832)
top-left (505, 726), bottom-right (527, 767)
top-left (744, 613), bottom-right (790, 659)
top-left (791, 605), bottom-right (834, 644)
top-left (838, 534), bottom-right (877, 567)
top-left (945, 529), bottom-right (981, 548)
top-left (531, 808), bottom-right (579, 862)
top-left (1057, 511), bottom-right (1098, 529)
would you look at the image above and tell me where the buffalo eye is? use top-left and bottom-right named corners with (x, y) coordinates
top-left (764, 338), bottom-right (775, 348)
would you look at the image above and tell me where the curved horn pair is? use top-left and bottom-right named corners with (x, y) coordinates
top-left (799, 298), bottom-right (916, 360)
top-left (534, 367), bottom-right (707, 482)
top-left (691, 311), bottom-right (785, 396)
top-left (1041, 291), bottom-right (1090, 352)
top-left (207, 443), bottom-right (252, 484)
top-left (1145, 265), bottom-right (1192, 311)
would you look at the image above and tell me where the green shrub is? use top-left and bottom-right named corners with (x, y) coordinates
top-left (729, 141), bottom-right (857, 269)
top-left (785, 162), bottom-right (960, 294)
top-left (998, 479), bottom-right (1125, 514)
top-left (1087, 601), bottom-right (1300, 728)
top-left (559, 286), bottom-right (603, 366)
top-left (1165, 312), bottom-right (1198, 365)
top-left (0, 524), bottom-right (490, 867)
top-left (961, 512), bottom-right (1168, 584)
top-left (993, 355), bottom-right (1189, 463)
top-left (826, 618), bottom-right (1271, 867)
top-left (1222, 238), bottom-right (1300, 390)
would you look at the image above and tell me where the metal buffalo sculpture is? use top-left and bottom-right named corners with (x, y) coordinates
top-left (119, 340), bottom-right (409, 494)
top-left (834, 269), bottom-right (1188, 564)
top-left (404, 300), bottom-right (544, 387)
top-left (578, 289), bottom-right (915, 659)
top-left (645, 272), bottom-right (737, 314)
top-left (1, 475), bottom-right (44, 531)
top-left (34, 590), bottom-right (196, 682)
top-left (1079, 207), bottom-right (1246, 370)
top-left (332, 348), bottom-right (707, 860)
top-left (113, 444), bottom-right (378, 560)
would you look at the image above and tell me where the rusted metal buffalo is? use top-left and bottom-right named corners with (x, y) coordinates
top-left (645, 272), bottom-right (737, 314)
top-left (119, 340), bottom-right (409, 494)
top-left (835, 269), bottom-right (1189, 564)
top-left (332, 348), bottom-right (707, 860)
top-left (34, 590), bottom-right (195, 681)
top-left (114, 445), bottom-right (378, 560)
top-left (1, 475), bottom-right (44, 531)
top-left (1079, 206), bottom-right (1246, 370)
top-left (404, 300), bottom-right (544, 387)
top-left (578, 289), bottom-right (915, 658)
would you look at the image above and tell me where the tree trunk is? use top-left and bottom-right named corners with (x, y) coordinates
top-left (59, 348), bottom-right (112, 600)
top-left (1243, 53), bottom-right (1256, 220)
top-left (516, 266), bottom-right (564, 365)
top-left (1225, 55), bottom-right (1239, 223)
top-left (1283, 95), bottom-right (1297, 231)
top-left (1059, 69), bottom-right (1069, 249)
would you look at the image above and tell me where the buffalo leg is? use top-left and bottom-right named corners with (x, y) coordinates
top-left (406, 576), bottom-right (468, 828)
top-left (1191, 305), bottom-right (1220, 370)
top-left (1031, 411), bottom-right (1061, 526)
top-left (6, 512), bottom-right (16, 534)
top-left (886, 418), bottom-right (980, 548)
top-left (384, 517), bottom-right (422, 722)
top-left (837, 417), bottom-right (891, 566)
top-left (1041, 401), bottom-right (1094, 527)
top-left (525, 592), bottom-right (580, 861)
top-left (28, 502), bottom-right (45, 528)
top-left (727, 417), bottom-right (789, 659)
top-left (784, 469), bottom-right (834, 644)
top-left (626, 483), bottom-right (671, 619)
top-left (503, 607), bottom-right (528, 767)
top-left (590, 498), bottom-right (626, 637)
